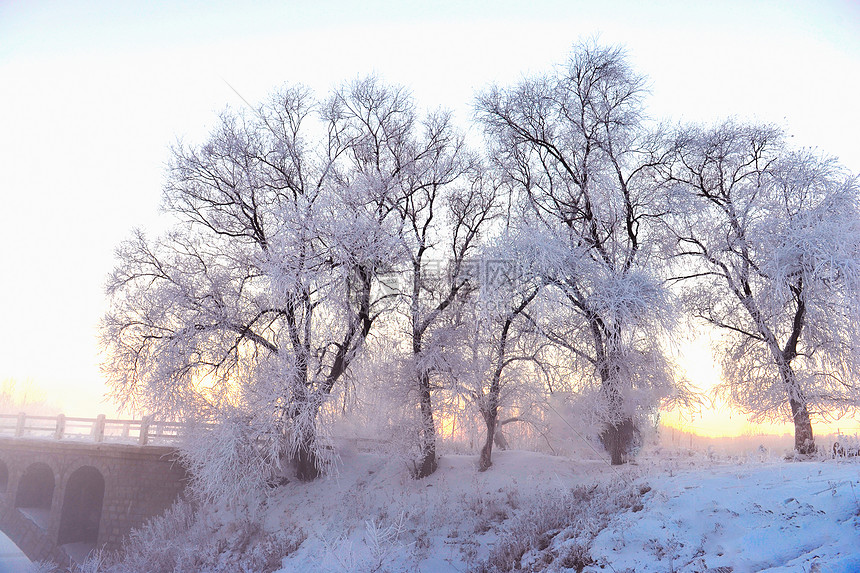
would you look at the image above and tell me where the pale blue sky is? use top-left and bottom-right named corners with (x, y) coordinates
top-left (1, 0), bottom-right (858, 417)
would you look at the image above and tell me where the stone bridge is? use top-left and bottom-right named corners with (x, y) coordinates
top-left (0, 414), bottom-right (188, 565)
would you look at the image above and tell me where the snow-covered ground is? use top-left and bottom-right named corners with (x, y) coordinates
top-left (583, 460), bottom-right (860, 572)
top-left (0, 531), bottom-right (30, 572)
top-left (268, 449), bottom-right (614, 572)
top-left (96, 441), bottom-right (859, 572)
top-left (249, 447), bottom-right (860, 573)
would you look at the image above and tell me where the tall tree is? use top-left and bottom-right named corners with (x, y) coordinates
top-left (477, 42), bottom-right (681, 464)
top-left (324, 77), bottom-right (496, 478)
top-left (426, 230), bottom-right (548, 472)
top-left (472, 236), bottom-right (545, 471)
top-left (102, 81), bottom-right (405, 483)
top-left (388, 151), bottom-right (500, 478)
top-left (666, 121), bottom-right (860, 454)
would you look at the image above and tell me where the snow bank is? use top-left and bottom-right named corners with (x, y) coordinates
top-left (99, 447), bottom-right (858, 573)
top-left (267, 451), bottom-right (859, 572)
top-left (584, 459), bottom-right (860, 573)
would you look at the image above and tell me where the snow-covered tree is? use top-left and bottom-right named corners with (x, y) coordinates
top-left (387, 153), bottom-right (500, 478)
top-left (477, 42), bottom-right (683, 464)
top-left (458, 230), bottom-right (547, 471)
top-left (101, 81), bottom-right (405, 482)
top-left (321, 77), bottom-right (500, 478)
top-left (666, 121), bottom-right (860, 454)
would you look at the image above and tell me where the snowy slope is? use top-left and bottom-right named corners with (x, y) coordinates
top-left (583, 460), bottom-right (860, 573)
top-left (269, 449), bottom-right (618, 572)
top-left (263, 448), bottom-right (859, 572)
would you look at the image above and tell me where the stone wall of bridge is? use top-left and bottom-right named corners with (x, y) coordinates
top-left (0, 437), bottom-right (187, 564)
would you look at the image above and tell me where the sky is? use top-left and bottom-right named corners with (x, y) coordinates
top-left (1, 0), bottom-right (859, 430)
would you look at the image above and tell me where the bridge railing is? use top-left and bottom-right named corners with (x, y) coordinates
top-left (0, 413), bottom-right (185, 445)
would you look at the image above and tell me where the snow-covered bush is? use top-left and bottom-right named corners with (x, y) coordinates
top-left (315, 513), bottom-right (412, 573)
top-left (99, 498), bottom-right (304, 573)
top-left (473, 480), bottom-right (645, 572)
top-left (178, 413), bottom-right (287, 506)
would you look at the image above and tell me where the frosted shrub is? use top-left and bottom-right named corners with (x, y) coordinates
top-left (108, 498), bottom-right (304, 573)
top-left (318, 513), bottom-right (411, 573)
top-left (179, 415), bottom-right (279, 506)
top-left (473, 480), bottom-right (644, 572)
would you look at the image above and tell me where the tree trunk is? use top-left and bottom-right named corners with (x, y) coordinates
top-left (478, 377), bottom-right (501, 472)
top-left (754, 282), bottom-right (815, 456)
top-left (493, 426), bottom-right (510, 450)
top-left (602, 422), bottom-right (626, 465)
top-left (295, 439), bottom-right (320, 481)
top-left (294, 412), bottom-right (320, 481)
top-left (789, 398), bottom-right (815, 454)
top-left (415, 368), bottom-right (438, 478)
top-left (598, 361), bottom-right (633, 465)
top-left (601, 418), bottom-right (639, 465)
top-left (291, 379), bottom-right (321, 482)
top-left (478, 413), bottom-right (496, 472)
top-left (776, 358), bottom-right (816, 455)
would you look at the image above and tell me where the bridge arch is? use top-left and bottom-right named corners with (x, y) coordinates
top-left (0, 435), bottom-right (188, 565)
top-left (15, 462), bottom-right (55, 528)
top-left (58, 465), bottom-right (105, 546)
